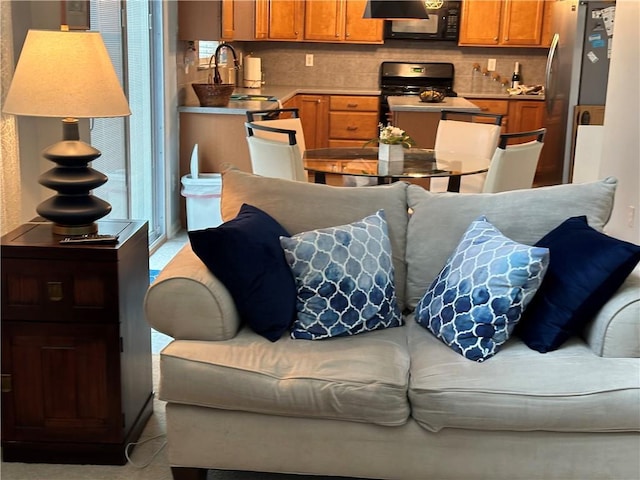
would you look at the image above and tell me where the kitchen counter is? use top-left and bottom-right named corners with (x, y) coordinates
top-left (388, 95), bottom-right (481, 113)
top-left (179, 86), bottom-right (381, 115)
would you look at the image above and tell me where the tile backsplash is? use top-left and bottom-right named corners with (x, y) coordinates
top-left (178, 40), bottom-right (549, 103)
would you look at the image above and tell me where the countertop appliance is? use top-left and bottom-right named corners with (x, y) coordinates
top-left (383, 1), bottom-right (461, 41)
top-left (545, 0), bottom-right (615, 183)
top-left (379, 61), bottom-right (456, 124)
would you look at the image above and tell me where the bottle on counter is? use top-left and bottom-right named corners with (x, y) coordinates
top-left (471, 63), bottom-right (482, 93)
top-left (511, 62), bottom-right (522, 88)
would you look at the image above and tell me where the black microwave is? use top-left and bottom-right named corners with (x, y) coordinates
top-left (384, 1), bottom-right (461, 41)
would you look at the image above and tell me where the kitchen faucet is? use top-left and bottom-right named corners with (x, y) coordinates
top-left (208, 43), bottom-right (239, 85)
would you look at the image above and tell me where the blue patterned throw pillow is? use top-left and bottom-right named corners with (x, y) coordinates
top-left (415, 216), bottom-right (549, 362)
top-left (280, 210), bottom-right (403, 340)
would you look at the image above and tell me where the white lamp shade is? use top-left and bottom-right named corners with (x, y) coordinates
top-left (3, 29), bottom-right (131, 118)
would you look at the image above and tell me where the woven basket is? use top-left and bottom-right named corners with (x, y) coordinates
top-left (192, 83), bottom-right (235, 107)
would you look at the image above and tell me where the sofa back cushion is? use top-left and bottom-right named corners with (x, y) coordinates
top-left (221, 169), bottom-right (410, 310)
top-left (405, 177), bottom-right (617, 309)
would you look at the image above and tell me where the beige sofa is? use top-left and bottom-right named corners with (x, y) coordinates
top-left (145, 170), bottom-right (640, 480)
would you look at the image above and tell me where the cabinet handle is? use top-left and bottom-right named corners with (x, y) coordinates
top-left (347, 103), bottom-right (358, 108)
top-left (1, 374), bottom-right (11, 393)
top-left (347, 126), bottom-right (358, 131)
top-left (494, 37), bottom-right (498, 41)
top-left (47, 282), bottom-right (63, 302)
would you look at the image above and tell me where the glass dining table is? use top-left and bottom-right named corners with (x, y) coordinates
top-left (303, 147), bottom-right (490, 192)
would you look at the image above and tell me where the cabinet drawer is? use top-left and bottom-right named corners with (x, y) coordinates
top-left (470, 99), bottom-right (509, 115)
top-left (1, 258), bottom-right (118, 323)
top-left (330, 95), bottom-right (379, 112)
top-left (329, 111), bottom-right (379, 140)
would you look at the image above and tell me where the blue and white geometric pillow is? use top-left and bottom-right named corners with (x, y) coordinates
top-left (415, 216), bottom-right (549, 362)
top-left (280, 210), bottom-right (403, 340)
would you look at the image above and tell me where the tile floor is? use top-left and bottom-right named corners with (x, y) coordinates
top-left (149, 230), bottom-right (189, 353)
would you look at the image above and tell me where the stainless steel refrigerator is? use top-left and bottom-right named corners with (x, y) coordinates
top-left (544, 0), bottom-right (615, 183)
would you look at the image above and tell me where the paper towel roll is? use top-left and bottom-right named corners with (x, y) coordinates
top-left (244, 56), bottom-right (262, 88)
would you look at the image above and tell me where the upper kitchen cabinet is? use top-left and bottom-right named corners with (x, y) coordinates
top-left (178, 0), bottom-right (222, 41)
top-left (459, 0), bottom-right (550, 47)
top-left (304, 0), bottom-right (383, 43)
top-left (266, 0), bottom-right (305, 41)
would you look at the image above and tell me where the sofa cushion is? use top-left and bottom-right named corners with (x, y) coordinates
top-left (281, 210), bottom-right (403, 340)
top-left (220, 168), bottom-right (409, 311)
top-left (405, 178), bottom-right (617, 309)
top-left (517, 215), bottom-right (640, 353)
top-left (415, 216), bottom-right (549, 362)
top-left (159, 325), bottom-right (410, 426)
top-left (406, 319), bottom-right (640, 433)
top-left (188, 203), bottom-right (296, 341)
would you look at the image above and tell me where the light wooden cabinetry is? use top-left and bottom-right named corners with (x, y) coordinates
top-left (468, 99), bottom-right (510, 130)
top-left (304, 0), bottom-right (383, 43)
top-left (178, 0), bottom-right (221, 41)
top-left (459, 0), bottom-right (550, 47)
top-left (328, 95), bottom-right (379, 147)
top-left (298, 94), bottom-right (329, 149)
top-left (266, 0), bottom-right (304, 40)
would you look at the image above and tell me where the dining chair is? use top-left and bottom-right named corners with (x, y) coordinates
top-left (482, 128), bottom-right (546, 193)
top-left (246, 108), bottom-right (307, 155)
top-left (245, 121), bottom-right (307, 182)
top-left (430, 109), bottom-right (503, 192)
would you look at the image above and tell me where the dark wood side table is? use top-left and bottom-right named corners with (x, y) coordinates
top-left (1, 219), bottom-right (153, 465)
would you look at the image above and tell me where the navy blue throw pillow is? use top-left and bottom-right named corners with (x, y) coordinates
top-left (517, 215), bottom-right (640, 353)
top-left (188, 203), bottom-right (296, 341)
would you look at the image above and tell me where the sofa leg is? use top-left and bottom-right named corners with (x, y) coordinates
top-left (170, 466), bottom-right (208, 480)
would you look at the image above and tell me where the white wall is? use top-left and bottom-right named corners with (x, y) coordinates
top-left (599, 0), bottom-right (640, 244)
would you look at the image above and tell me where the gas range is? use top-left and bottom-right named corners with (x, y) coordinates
top-left (379, 61), bottom-right (456, 123)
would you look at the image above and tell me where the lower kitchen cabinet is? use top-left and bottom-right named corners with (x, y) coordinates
top-left (1, 220), bottom-right (153, 465)
top-left (297, 94), bottom-right (329, 149)
top-left (328, 95), bottom-right (379, 147)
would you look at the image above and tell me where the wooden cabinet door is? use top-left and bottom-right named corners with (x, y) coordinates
top-left (268, 0), bottom-right (304, 40)
top-left (345, 0), bottom-right (383, 43)
top-left (1, 322), bottom-right (121, 444)
top-left (540, 0), bottom-right (555, 47)
top-left (221, 0), bottom-right (234, 40)
top-left (508, 100), bottom-right (545, 134)
top-left (254, 0), bottom-right (269, 39)
top-left (500, 0), bottom-right (545, 46)
top-left (459, 0), bottom-right (502, 45)
top-left (305, 0), bottom-right (343, 41)
top-left (298, 95), bottom-right (329, 149)
top-left (178, 0), bottom-right (221, 41)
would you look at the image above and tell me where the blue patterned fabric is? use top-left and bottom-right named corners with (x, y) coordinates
top-left (280, 210), bottom-right (403, 340)
top-left (415, 216), bottom-right (549, 362)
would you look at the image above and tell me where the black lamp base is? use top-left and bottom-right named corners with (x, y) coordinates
top-left (37, 118), bottom-right (112, 235)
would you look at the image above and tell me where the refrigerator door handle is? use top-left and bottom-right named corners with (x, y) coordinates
top-left (545, 33), bottom-right (560, 114)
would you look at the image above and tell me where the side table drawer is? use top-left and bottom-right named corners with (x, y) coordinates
top-left (2, 258), bottom-right (118, 322)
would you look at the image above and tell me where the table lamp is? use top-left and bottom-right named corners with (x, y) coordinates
top-left (2, 29), bottom-right (131, 235)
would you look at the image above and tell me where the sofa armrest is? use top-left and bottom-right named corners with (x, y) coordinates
top-left (144, 244), bottom-right (241, 341)
top-left (583, 270), bottom-right (640, 358)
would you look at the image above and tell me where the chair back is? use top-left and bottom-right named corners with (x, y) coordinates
top-left (482, 128), bottom-right (546, 193)
top-left (431, 110), bottom-right (503, 192)
top-left (245, 122), bottom-right (307, 182)
top-left (246, 108), bottom-right (307, 154)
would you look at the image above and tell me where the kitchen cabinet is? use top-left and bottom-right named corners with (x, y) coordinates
top-left (266, 0), bottom-right (304, 41)
top-left (304, 0), bottom-right (383, 43)
top-left (298, 94), bottom-right (329, 149)
top-left (178, 0), bottom-right (222, 41)
top-left (1, 220), bottom-right (152, 465)
top-left (459, 0), bottom-right (549, 47)
top-left (468, 99), bottom-right (510, 130)
top-left (328, 95), bottom-right (379, 147)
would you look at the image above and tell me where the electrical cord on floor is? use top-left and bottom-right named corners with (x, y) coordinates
top-left (125, 432), bottom-right (167, 468)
